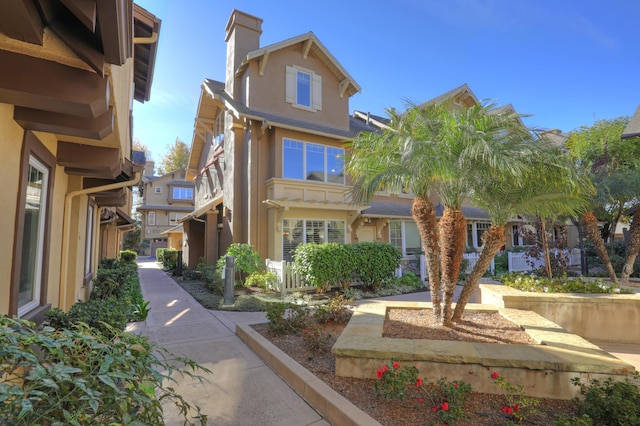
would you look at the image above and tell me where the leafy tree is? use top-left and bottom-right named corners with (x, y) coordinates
top-left (158, 138), bottom-right (190, 175)
top-left (565, 116), bottom-right (640, 281)
top-left (122, 219), bottom-right (142, 252)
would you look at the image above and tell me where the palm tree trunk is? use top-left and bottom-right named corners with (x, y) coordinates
top-left (439, 207), bottom-right (466, 326)
top-left (540, 220), bottom-right (552, 278)
top-left (620, 207), bottom-right (640, 282)
top-left (452, 225), bottom-right (505, 322)
top-left (412, 196), bottom-right (442, 319)
top-left (581, 211), bottom-right (618, 283)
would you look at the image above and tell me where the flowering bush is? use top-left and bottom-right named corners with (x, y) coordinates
top-left (570, 375), bottom-right (640, 425)
top-left (424, 378), bottom-right (472, 425)
top-left (374, 360), bottom-right (419, 400)
top-left (490, 371), bottom-right (540, 422)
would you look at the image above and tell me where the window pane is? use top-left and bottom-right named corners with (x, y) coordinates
top-left (404, 221), bottom-right (422, 255)
top-left (296, 71), bottom-right (311, 107)
top-left (19, 159), bottom-right (48, 314)
top-left (148, 211), bottom-right (156, 226)
top-left (283, 139), bottom-right (303, 179)
top-left (306, 220), bottom-right (324, 244)
top-left (306, 144), bottom-right (324, 181)
top-left (466, 224), bottom-right (473, 248)
top-left (173, 187), bottom-right (193, 200)
top-left (476, 222), bottom-right (491, 247)
top-left (327, 147), bottom-right (344, 184)
top-left (283, 219), bottom-right (303, 261)
top-left (389, 221), bottom-right (402, 252)
top-left (327, 221), bottom-right (345, 243)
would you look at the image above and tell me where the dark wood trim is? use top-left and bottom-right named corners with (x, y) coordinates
top-left (97, 0), bottom-right (131, 65)
top-left (61, 0), bottom-right (97, 32)
top-left (58, 141), bottom-right (120, 174)
top-left (0, 50), bottom-right (109, 118)
top-left (11, 131), bottom-right (56, 319)
top-left (14, 106), bottom-right (114, 140)
top-left (0, 0), bottom-right (44, 45)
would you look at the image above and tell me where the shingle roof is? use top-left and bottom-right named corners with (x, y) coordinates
top-left (203, 79), bottom-right (368, 139)
top-left (363, 201), bottom-right (490, 220)
top-left (622, 104), bottom-right (640, 139)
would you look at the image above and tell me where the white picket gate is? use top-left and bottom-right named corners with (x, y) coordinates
top-left (265, 259), bottom-right (314, 296)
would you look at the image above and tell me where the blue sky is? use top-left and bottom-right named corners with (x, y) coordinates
top-left (133, 0), bottom-right (640, 163)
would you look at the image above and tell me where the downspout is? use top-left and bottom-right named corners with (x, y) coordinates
top-left (134, 32), bottom-right (159, 44)
top-left (59, 172), bottom-right (141, 310)
top-left (91, 207), bottom-right (109, 281)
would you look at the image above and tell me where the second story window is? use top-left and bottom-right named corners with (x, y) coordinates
top-left (283, 138), bottom-right (344, 184)
top-left (285, 65), bottom-right (322, 111)
top-left (172, 187), bottom-right (193, 200)
top-left (147, 211), bottom-right (156, 226)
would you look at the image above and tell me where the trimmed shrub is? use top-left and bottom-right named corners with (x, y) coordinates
top-left (119, 249), bottom-right (137, 263)
top-left (217, 243), bottom-right (264, 285)
top-left (155, 247), bottom-right (165, 263)
top-left (294, 243), bottom-right (353, 292)
top-left (163, 249), bottom-right (178, 270)
top-left (68, 296), bottom-right (127, 335)
top-left (245, 271), bottom-right (278, 289)
top-left (350, 242), bottom-right (402, 292)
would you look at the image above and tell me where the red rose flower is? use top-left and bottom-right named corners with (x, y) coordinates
top-left (491, 371), bottom-right (499, 379)
top-left (376, 369), bottom-right (383, 379)
top-left (393, 361), bottom-right (399, 369)
top-left (382, 365), bottom-right (388, 372)
top-left (513, 404), bottom-right (520, 411)
top-left (418, 397), bottom-right (424, 403)
top-left (501, 406), bottom-right (514, 415)
top-left (432, 407), bottom-right (438, 412)
top-left (442, 402), bottom-right (449, 411)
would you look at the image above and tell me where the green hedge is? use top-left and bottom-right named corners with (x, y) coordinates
top-left (294, 242), bottom-right (401, 293)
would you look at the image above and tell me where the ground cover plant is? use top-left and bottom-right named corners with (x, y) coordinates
top-left (0, 316), bottom-right (209, 425)
top-left (500, 272), bottom-right (633, 294)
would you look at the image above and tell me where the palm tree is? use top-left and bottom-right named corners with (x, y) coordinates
top-left (345, 104), bottom-right (447, 319)
top-left (452, 154), bottom-right (593, 321)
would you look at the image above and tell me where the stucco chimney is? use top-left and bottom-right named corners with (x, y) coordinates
top-left (225, 10), bottom-right (262, 99)
top-left (144, 160), bottom-right (155, 177)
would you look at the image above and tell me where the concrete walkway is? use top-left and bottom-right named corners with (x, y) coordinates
top-left (128, 258), bottom-right (640, 425)
top-left (127, 258), bottom-right (328, 426)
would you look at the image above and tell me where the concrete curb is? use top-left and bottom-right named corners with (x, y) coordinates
top-left (236, 323), bottom-right (381, 426)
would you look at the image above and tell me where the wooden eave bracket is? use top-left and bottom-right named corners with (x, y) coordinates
top-left (0, 0), bottom-right (45, 44)
top-left (0, 50), bottom-right (109, 118)
top-left (60, 0), bottom-right (97, 32)
top-left (302, 38), bottom-right (313, 59)
top-left (339, 79), bottom-right (349, 98)
top-left (259, 52), bottom-right (269, 76)
top-left (14, 106), bottom-right (114, 140)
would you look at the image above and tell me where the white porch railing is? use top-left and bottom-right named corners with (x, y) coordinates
top-left (418, 253), bottom-right (495, 280)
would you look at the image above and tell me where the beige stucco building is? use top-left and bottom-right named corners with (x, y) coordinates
top-left (0, 0), bottom-right (160, 323)
top-left (138, 165), bottom-right (194, 254)
top-left (183, 10), bottom-right (578, 271)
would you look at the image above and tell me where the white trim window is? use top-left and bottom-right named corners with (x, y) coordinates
top-left (282, 219), bottom-right (345, 261)
top-left (511, 224), bottom-right (524, 246)
top-left (18, 156), bottom-right (49, 316)
top-left (154, 186), bottom-right (162, 194)
top-left (283, 138), bottom-right (344, 184)
top-left (285, 65), bottom-right (322, 111)
top-left (172, 186), bottom-right (193, 200)
top-left (466, 222), bottom-right (492, 249)
top-left (147, 211), bottom-right (156, 226)
top-left (389, 220), bottom-right (422, 256)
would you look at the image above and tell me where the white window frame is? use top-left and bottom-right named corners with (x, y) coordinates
top-left (18, 156), bottom-right (49, 316)
top-left (282, 219), bottom-right (345, 261)
top-left (285, 65), bottom-right (322, 111)
top-left (466, 222), bottom-right (492, 249)
top-left (389, 220), bottom-right (422, 256)
top-left (282, 138), bottom-right (344, 184)
top-left (154, 186), bottom-right (162, 194)
top-left (172, 186), bottom-right (193, 200)
top-left (148, 211), bottom-right (156, 226)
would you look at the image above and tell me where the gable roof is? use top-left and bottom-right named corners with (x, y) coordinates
top-left (423, 83), bottom-right (479, 108)
top-left (239, 32), bottom-right (361, 98)
top-left (622, 104), bottom-right (640, 139)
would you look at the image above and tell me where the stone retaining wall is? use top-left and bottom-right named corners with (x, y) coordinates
top-left (480, 284), bottom-right (640, 344)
